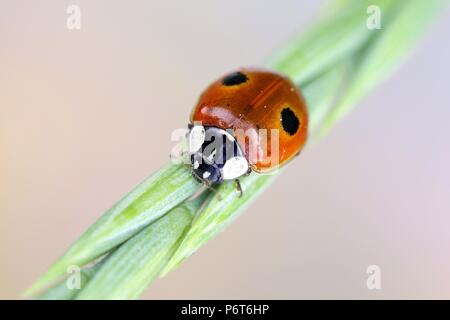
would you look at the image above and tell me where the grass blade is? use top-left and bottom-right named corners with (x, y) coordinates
top-left (266, 0), bottom-right (395, 84)
top-left (321, 0), bottom-right (448, 133)
top-left (162, 173), bottom-right (275, 275)
top-left (26, 163), bottom-right (200, 296)
top-left (37, 265), bottom-right (100, 300)
top-left (75, 194), bottom-right (209, 300)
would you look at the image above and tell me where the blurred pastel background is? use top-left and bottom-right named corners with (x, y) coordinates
top-left (1, 0), bottom-right (450, 299)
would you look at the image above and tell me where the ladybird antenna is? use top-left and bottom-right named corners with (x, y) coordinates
top-left (203, 183), bottom-right (222, 201)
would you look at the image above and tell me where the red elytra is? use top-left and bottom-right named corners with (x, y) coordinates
top-left (190, 67), bottom-right (308, 172)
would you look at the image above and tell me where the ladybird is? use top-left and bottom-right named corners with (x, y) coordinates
top-left (187, 67), bottom-right (308, 194)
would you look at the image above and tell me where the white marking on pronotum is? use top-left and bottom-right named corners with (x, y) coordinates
top-left (203, 171), bottom-right (211, 179)
top-left (193, 160), bottom-right (200, 169)
top-left (188, 125), bottom-right (205, 153)
top-left (221, 156), bottom-right (249, 180)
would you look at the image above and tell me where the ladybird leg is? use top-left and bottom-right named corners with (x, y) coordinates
top-left (235, 179), bottom-right (243, 197)
top-left (191, 170), bottom-right (222, 200)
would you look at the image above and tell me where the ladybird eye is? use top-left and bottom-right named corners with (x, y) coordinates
top-left (222, 71), bottom-right (248, 86)
top-left (281, 107), bottom-right (300, 136)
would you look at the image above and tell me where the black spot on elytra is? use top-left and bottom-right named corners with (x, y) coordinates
top-left (222, 71), bottom-right (248, 86)
top-left (281, 108), bottom-right (300, 136)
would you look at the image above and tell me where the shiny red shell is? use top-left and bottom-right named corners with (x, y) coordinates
top-left (190, 67), bottom-right (308, 172)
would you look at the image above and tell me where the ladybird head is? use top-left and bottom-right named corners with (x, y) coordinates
top-left (187, 125), bottom-right (249, 185)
